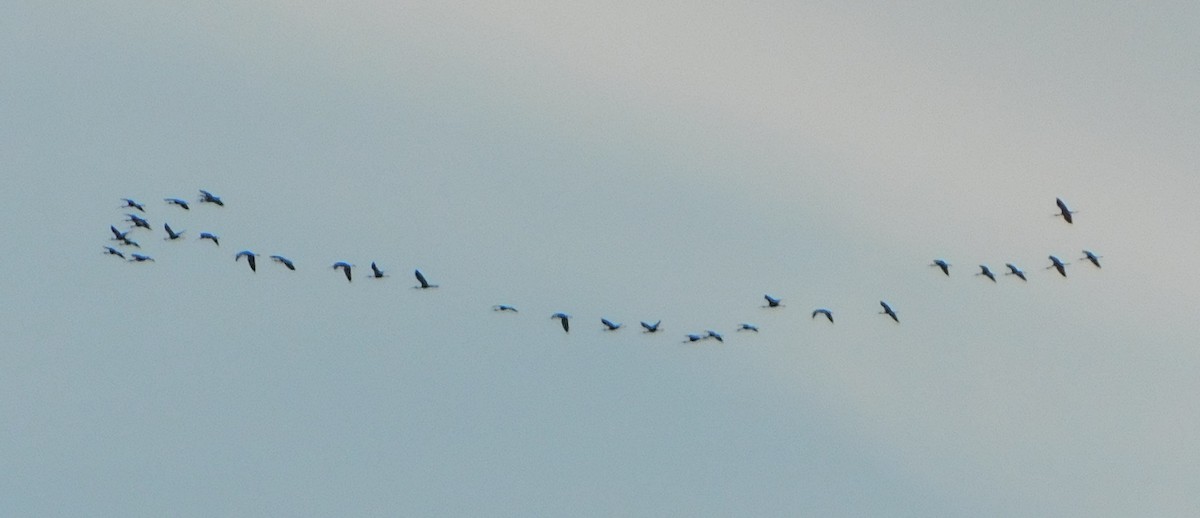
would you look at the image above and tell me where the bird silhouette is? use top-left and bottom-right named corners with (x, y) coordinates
top-left (1081, 250), bottom-right (1102, 268)
top-left (199, 232), bottom-right (220, 246)
top-left (109, 226), bottom-right (140, 248)
top-left (551, 313), bottom-right (570, 333)
top-left (1047, 255), bottom-right (1069, 277)
top-left (879, 301), bottom-right (899, 323)
top-left (103, 246), bottom-right (125, 259)
top-left (198, 189), bottom-right (224, 206)
top-left (332, 262), bottom-right (353, 282)
top-left (163, 223), bottom-right (184, 240)
top-left (812, 309), bottom-right (834, 323)
top-left (705, 330), bottom-right (724, 343)
top-left (414, 269), bottom-right (438, 289)
top-left (125, 213), bottom-right (150, 230)
top-left (641, 320), bottom-right (662, 333)
top-left (369, 262), bottom-right (386, 278)
top-left (121, 198), bottom-right (145, 212)
top-left (165, 198), bottom-right (190, 210)
top-left (1055, 197), bottom-right (1075, 224)
top-left (976, 265), bottom-right (996, 282)
top-left (931, 259), bottom-right (950, 276)
top-left (763, 294), bottom-right (783, 308)
top-left (1004, 263), bottom-right (1027, 281)
top-left (235, 250), bottom-right (258, 272)
top-left (684, 334), bottom-right (704, 343)
top-left (601, 318), bottom-right (622, 330)
top-left (493, 305), bottom-right (519, 313)
top-left (737, 323), bottom-right (759, 332)
top-left (128, 253), bottom-right (154, 262)
top-left (270, 255), bottom-right (296, 270)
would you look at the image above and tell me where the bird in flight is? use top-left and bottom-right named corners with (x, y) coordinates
top-left (601, 318), bottom-right (621, 330)
top-left (369, 262), bottom-right (386, 278)
top-left (109, 226), bottom-right (139, 248)
top-left (705, 330), bottom-right (724, 343)
top-left (414, 269), bottom-right (438, 289)
top-left (812, 309), bottom-right (834, 323)
top-left (879, 301), bottom-right (899, 323)
top-left (763, 294), bottom-right (783, 308)
top-left (121, 198), bottom-right (145, 212)
top-left (104, 246), bottom-right (125, 259)
top-left (165, 198), bottom-right (190, 210)
top-left (551, 313), bottom-right (570, 333)
top-left (270, 255), bottom-right (296, 270)
top-left (1081, 250), bottom-right (1102, 268)
top-left (332, 262), bottom-right (353, 282)
top-left (128, 253), bottom-right (154, 263)
top-left (1055, 197), bottom-right (1075, 224)
top-left (198, 189), bottom-right (224, 206)
top-left (199, 232), bottom-right (220, 246)
top-left (1003, 263), bottom-right (1027, 281)
top-left (641, 320), bottom-right (662, 333)
top-left (493, 305), bottom-right (518, 313)
top-left (235, 250), bottom-right (258, 272)
top-left (931, 259), bottom-right (950, 276)
top-left (684, 334), bottom-right (704, 343)
top-left (125, 213), bottom-right (150, 230)
top-left (736, 323), bottom-right (759, 332)
top-left (976, 265), bottom-right (996, 282)
top-left (163, 223), bottom-right (184, 240)
top-left (1047, 255), bottom-right (1068, 277)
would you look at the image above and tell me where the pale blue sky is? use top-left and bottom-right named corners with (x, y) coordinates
top-left (3, 2), bottom-right (1199, 516)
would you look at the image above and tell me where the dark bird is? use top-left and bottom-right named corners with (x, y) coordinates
top-left (736, 323), bottom-right (759, 332)
top-left (128, 253), bottom-right (154, 263)
top-left (493, 305), bottom-right (519, 313)
top-left (1004, 263), bottom-right (1027, 281)
top-left (976, 265), bottom-right (996, 282)
top-left (763, 294), bottom-right (783, 308)
top-left (931, 259), bottom-right (950, 276)
top-left (879, 301), bottom-right (899, 323)
top-left (121, 198), bottom-right (146, 212)
top-left (641, 320), bottom-right (662, 333)
top-left (601, 318), bottom-right (622, 330)
top-left (165, 198), bottom-right (190, 210)
top-left (270, 255), bottom-right (295, 270)
top-left (198, 189), bottom-right (224, 206)
top-left (199, 232), bottom-right (220, 246)
top-left (414, 269), bottom-right (438, 289)
top-left (812, 308), bottom-right (834, 323)
top-left (110, 226), bottom-right (140, 248)
top-left (1055, 197), bottom-right (1075, 224)
top-left (684, 334), bottom-right (704, 343)
top-left (1047, 255), bottom-right (1069, 277)
top-left (705, 330), bottom-right (724, 343)
top-left (551, 313), bottom-right (570, 333)
top-left (1081, 250), bottom-right (1102, 268)
top-left (369, 262), bottom-right (386, 278)
top-left (333, 262), bottom-right (353, 282)
top-left (163, 223), bottom-right (184, 240)
top-left (103, 246), bottom-right (125, 259)
top-left (125, 213), bottom-right (150, 230)
top-left (235, 250), bottom-right (258, 272)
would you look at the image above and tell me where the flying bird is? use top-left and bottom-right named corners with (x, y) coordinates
top-left (705, 330), bottom-right (724, 343)
top-left (976, 265), bottom-right (996, 282)
top-left (1055, 197), bottom-right (1075, 224)
top-left (121, 198), bottom-right (145, 212)
top-left (763, 294), bottom-right (783, 308)
top-left (601, 318), bottom-right (622, 330)
top-left (931, 259), bottom-right (950, 276)
top-left (103, 246), bottom-right (125, 259)
top-left (1047, 255), bottom-right (1069, 277)
top-left (198, 189), bottom-right (224, 206)
top-left (488, 305), bottom-right (517, 313)
top-left (128, 253), bottom-right (154, 263)
top-left (551, 313), bottom-right (570, 333)
top-left (270, 255), bottom-right (295, 270)
top-left (332, 262), bottom-right (353, 282)
top-left (684, 334), bottom-right (704, 343)
top-left (641, 320), bottom-right (662, 333)
top-left (165, 198), bottom-right (190, 210)
top-left (812, 309), bottom-right (834, 323)
top-left (414, 269), bottom-right (438, 289)
top-left (235, 250), bottom-right (258, 272)
top-left (369, 262), bottom-right (386, 278)
top-left (736, 323), bottom-right (759, 332)
top-left (125, 213), bottom-right (150, 229)
top-left (199, 232), bottom-right (220, 246)
top-left (163, 223), bottom-right (184, 240)
top-left (109, 226), bottom-right (140, 248)
top-left (1004, 263), bottom-right (1027, 281)
top-left (879, 301), bottom-right (899, 323)
top-left (1081, 250), bottom-right (1102, 268)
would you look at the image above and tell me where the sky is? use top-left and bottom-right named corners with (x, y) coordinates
top-left (3, 1), bottom-right (1200, 516)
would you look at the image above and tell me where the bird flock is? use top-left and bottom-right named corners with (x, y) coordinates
top-left (102, 192), bottom-right (1102, 342)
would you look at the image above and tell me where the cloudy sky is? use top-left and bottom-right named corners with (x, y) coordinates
top-left (4, 1), bottom-right (1199, 516)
